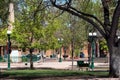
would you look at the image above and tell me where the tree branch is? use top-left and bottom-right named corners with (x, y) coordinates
top-left (33, 1), bottom-right (43, 20)
top-left (52, 10), bottom-right (64, 20)
top-left (33, 0), bottom-right (51, 18)
top-left (50, 0), bottom-right (107, 38)
top-left (111, 0), bottom-right (120, 40)
top-left (69, 6), bottom-right (105, 29)
top-left (101, 0), bottom-right (111, 36)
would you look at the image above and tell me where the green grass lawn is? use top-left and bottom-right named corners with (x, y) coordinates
top-left (0, 69), bottom-right (109, 78)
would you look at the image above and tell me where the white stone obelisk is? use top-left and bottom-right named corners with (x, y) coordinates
top-left (8, 2), bottom-right (14, 30)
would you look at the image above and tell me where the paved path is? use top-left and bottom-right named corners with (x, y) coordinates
top-left (0, 60), bottom-right (114, 80)
top-left (0, 60), bottom-right (109, 70)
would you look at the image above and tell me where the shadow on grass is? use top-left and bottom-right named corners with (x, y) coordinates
top-left (0, 69), bottom-right (109, 79)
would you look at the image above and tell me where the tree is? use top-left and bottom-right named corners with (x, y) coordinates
top-left (12, 0), bottom-right (62, 69)
top-left (50, 0), bottom-right (120, 77)
top-left (12, 0), bottom-right (47, 69)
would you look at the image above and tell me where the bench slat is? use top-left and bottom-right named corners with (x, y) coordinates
top-left (77, 61), bottom-right (89, 67)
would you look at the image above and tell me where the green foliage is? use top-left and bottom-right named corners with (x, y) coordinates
top-left (59, 13), bottom-right (87, 52)
top-left (11, 0), bottom-right (63, 51)
top-left (11, 0), bottom-right (44, 49)
top-left (99, 39), bottom-right (108, 51)
top-left (74, 49), bottom-right (80, 57)
top-left (0, 0), bottom-right (9, 26)
top-left (0, 28), bottom-right (8, 46)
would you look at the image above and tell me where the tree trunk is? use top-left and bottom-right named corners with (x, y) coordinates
top-left (108, 39), bottom-right (120, 77)
top-left (30, 48), bottom-right (33, 69)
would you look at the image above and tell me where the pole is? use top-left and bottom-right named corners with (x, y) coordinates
top-left (7, 34), bottom-right (10, 70)
top-left (58, 38), bottom-right (63, 62)
top-left (89, 32), bottom-right (97, 70)
top-left (71, 38), bottom-right (74, 70)
top-left (90, 39), bottom-right (95, 70)
top-left (59, 46), bottom-right (62, 62)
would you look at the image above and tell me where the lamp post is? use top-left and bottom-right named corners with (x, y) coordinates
top-left (7, 30), bottom-right (12, 70)
top-left (58, 38), bottom-right (63, 62)
top-left (63, 47), bottom-right (67, 60)
top-left (88, 32), bottom-right (97, 70)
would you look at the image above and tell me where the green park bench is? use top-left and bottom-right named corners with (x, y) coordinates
top-left (77, 60), bottom-right (90, 71)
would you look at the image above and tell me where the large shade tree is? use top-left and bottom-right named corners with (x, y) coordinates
top-left (13, 0), bottom-right (46, 69)
top-left (13, 0), bottom-right (61, 69)
top-left (50, 0), bottom-right (120, 77)
top-left (12, 0), bottom-right (63, 69)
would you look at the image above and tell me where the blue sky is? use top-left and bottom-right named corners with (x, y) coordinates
top-left (44, 0), bottom-right (67, 5)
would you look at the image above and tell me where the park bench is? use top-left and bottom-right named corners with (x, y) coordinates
top-left (77, 60), bottom-right (90, 71)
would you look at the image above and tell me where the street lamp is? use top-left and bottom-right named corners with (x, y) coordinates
top-left (7, 30), bottom-right (12, 70)
top-left (58, 38), bottom-right (63, 62)
top-left (88, 32), bottom-right (97, 70)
